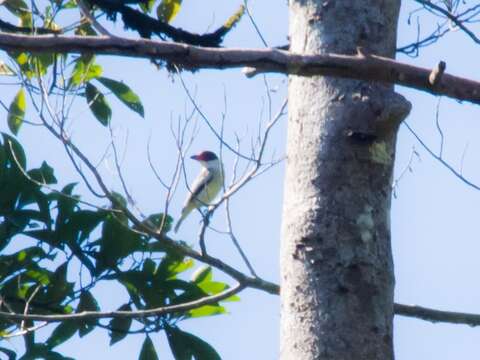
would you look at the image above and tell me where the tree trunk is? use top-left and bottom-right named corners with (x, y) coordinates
top-left (280, 1), bottom-right (411, 359)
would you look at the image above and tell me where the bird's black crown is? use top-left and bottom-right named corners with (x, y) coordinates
top-left (193, 151), bottom-right (218, 161)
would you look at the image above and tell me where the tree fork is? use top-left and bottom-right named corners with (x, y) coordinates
top-left (280, 1), bottom-right (410, 359)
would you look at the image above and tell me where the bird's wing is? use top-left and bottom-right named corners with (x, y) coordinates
top-left (182, 168), bottom-right (213, 209)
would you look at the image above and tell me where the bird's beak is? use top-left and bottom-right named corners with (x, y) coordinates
top-left (190, 154), bottom-right (200, 161)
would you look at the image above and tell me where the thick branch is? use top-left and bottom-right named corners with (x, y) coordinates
top-left (1, 33), bottom-right (480, 104)
top-left (394, 303), bottom-right (480, 327)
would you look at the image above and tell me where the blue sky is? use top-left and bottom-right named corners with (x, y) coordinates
top-left (2, 1), bottom-right (480, 359)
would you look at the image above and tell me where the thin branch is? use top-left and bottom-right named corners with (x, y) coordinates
top-left (147, 135), bottom-right (169, 190)
top-left (20, 285), bottom-right (42, 331)
top-left (459, 142), bottom-right (469, 176)
top-left (1, 322), bottom-right (48, 339)
top-left (225, 196), bottom-right (257, 277)
top-left (0, 283), bottom-right (245, 323)
top-left (414, 0), bottom-right (480, 44)
top-left (434, 97), bottom-right (444, 157)
top-left (77, 0), bottom-right (114, 37)
top-left (108, 125), bottom-right (135, 205)
top-left (403, 122), bottom-right (480, 191)
top-left (27, 75), bottom-right (279, 296)
top-left (243, 0), bottom-right (269, 47)
top-left (7, 140), bottom-right (113, 211)
top-left (176, 70), bottom-right (256, 162)
top-left (194, 98), bottom-right (286, 253)
top-left (2, 33), bottom-right (480, 104)
top-left (392, 146), bottom-right (419, 198)
top-left (395, 303), bottom-right (480, 327)
top-left (219, 98), bottom-right (287, 204)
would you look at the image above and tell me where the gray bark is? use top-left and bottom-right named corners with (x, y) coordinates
top-left (280, 1), bottom-right (411, 359)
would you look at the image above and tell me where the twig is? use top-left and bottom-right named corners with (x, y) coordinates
top-left (176, 70), bottom-right (256, 162)
top-left (77, 0), bottom-right (115, 37)
top-left (7, 140), bottom-right (114, 212)
top-left (108, 124), bottom-right (135, 205)
top-left (392, 146), bottom-right (419, 198)
top-left (404, 122), bottom-right (480, 191)
top-left (195, 99), bottom-right (287, 257)
top-left (434, 97), bottom-right (444, 157)
top-left (20, 285), bottom-right (42, 331)
top-left (1, 322), bottom-right (48, 338)
top-left (243, 0), bottom-right (269, 47)
top-left (414, 0), bottom-right (480, 44)
top-left (29, 75), bottom-right (279, 296)
top-left (225, 197), bottom-right (257, 277)
top-left (460, 142), bottom-right (469, 176)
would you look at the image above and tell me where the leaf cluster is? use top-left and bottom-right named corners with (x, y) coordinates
top-left (86, 0), bottom-right (243, 46)
top-left (0, 136), bottom-right (233, 359)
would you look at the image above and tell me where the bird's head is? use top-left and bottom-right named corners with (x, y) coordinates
top-left (191, 151), bottom-right (220, 170)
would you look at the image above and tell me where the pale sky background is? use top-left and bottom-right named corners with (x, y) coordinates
top-left (2, 1), bottom-right (480, 359)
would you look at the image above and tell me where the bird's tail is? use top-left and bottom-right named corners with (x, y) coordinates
top-left (174, 206), bottom-right (192, 233)
top-left (174, 216), bottom-right (184, 233)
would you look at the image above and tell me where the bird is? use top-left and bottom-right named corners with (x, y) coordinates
top-left (174, 151), bottom-right (224, 233)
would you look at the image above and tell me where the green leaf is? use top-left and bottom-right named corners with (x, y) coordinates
top-left (7, 88), bottom-right (26, 135)
top-left (9, 52), bottom-right (35, 79)
top-left (167, 280), bottom-right (207, 307)
top-left (109, 304), bottom-right (132, 345)
top-left (188, 304), bottom-right (226, 318)
top-left (19, 8), bottom-right (32, 27)
top-left (166, 326), bottom-right (221, 360)
top-left (221, 294), bottom-right (240, 302)
top-left (156, 0), bottom-right (182, 23)
top-left (45, 262), bottom-right (74, 303)
top-left (70, 55), bottom-right (102, 86)
top-left (198, 281), bottom-right (227, 295)
top-left (0, 346), bottom-right (16, 360)
top-left (68, 209), bottom-right (106, 244)
top-left (143, 258), bottom-right (156, 275)
top-left (74, 21), bottom-right (97, 36)
top-left (191, 266), bottom-right (212, 284)
top-left (110, 191), bottom-right (127, 212)
top-left (2, 133), bottom-right (26, 169)
top-left (55, 183), bottom-right (79, 228)
top-left (96, 215), bottom-right (143, 272)
top-left (32, 53), bottom-right (56, 76)
top-left (28, 161), bottom-right (57, 184)
top-left (78, 291), bottom-right (99, 312)
top-left (139, 0), bottom-right (155, 13)
top-left (77, 291), bottom-right (100, 337)
top-left (85, 83), bottom-right (111, 126)
top-left (139, 336), bottom-right (158, 360)
top-left (97, 77), bottom-right (144, 118)
top-left (133, 213), bottom-right (173, 235)
top-left (46, 321), bottom-right (78, 349)
top-left (63, 0), bottom-right (77, 9)
top-left (25, 268), bottom-right (51, 286)
top-left (169, 258), bottom-right (194, 276)
top-left (223, 5), bottom-right (245, 30)
top-left (4, 0), bottom-right (29, 16)
top-left (155, 253), bottom-right (189, 280)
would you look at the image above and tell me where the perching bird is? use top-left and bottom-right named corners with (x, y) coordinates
top-left (174, 151), bottom-right (224, 233)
